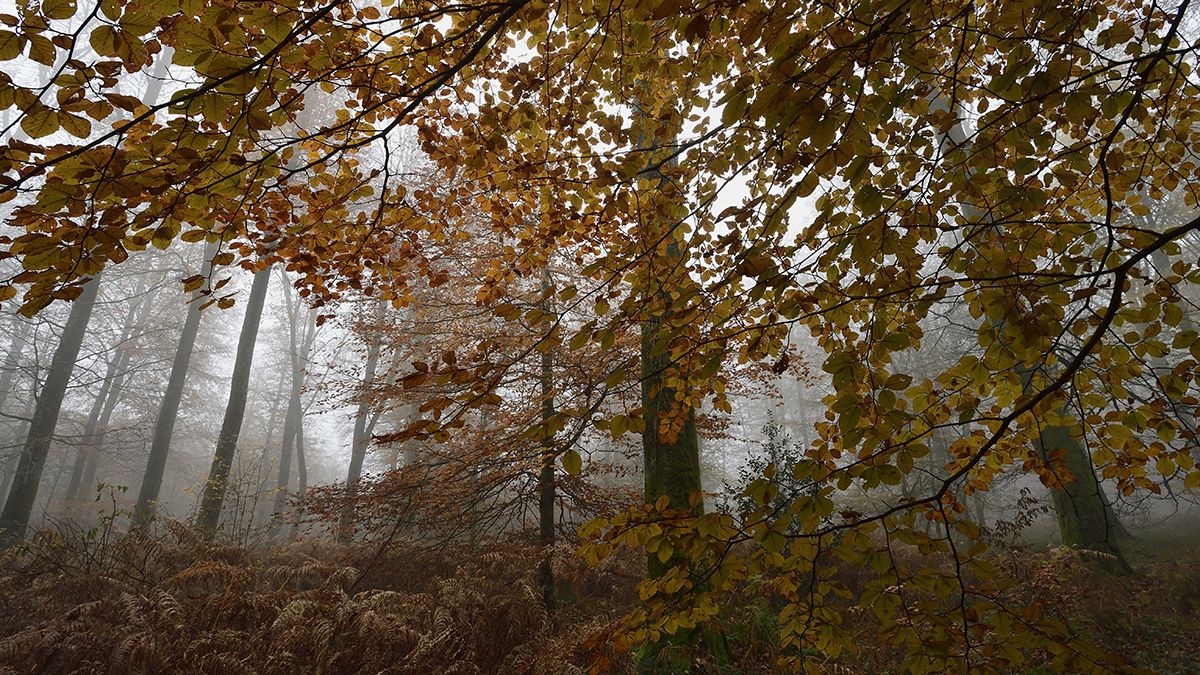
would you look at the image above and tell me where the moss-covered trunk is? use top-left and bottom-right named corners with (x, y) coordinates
top-left (1036, 423), bottom-right (1133, 573)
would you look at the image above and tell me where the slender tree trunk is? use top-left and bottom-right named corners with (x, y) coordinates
top-left (0, 317), bottom-right (32, 504)
top-left (251, 375), bottom-right (284, 529)
top-left (288, 418), bottom-right (307, 541)
top-left (270, 284), bottom-right (316, 539)
top-left (532, 265), bottom-right (554, 607)
top-left (268, 378), bottom-right (299, 536)
top-left (133, 242), bottom-right (217, 528)
top-left (195, 265), bottom-right (271, 538)
top-left (65, 283), bottom-right (148, 505)
top-left (538, 266), bottom-right (557, 611)
top-left (79, 319), bottom-right (144, 503)
top-left (0, 276), bottom-right (102, 545)
top-left (0, 318), bottom-right (31, 415)
top-left (338, 338), bottom-right (380, 543)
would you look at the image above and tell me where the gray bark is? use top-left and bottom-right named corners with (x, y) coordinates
top-left (0, 276), bottom-right (102, 545)
top-left (338, 334), bottom-right (381, 543)
top-left (133, 241), bottom-right (217, 528)
top-left (195, 265), bottom-right (271, 537)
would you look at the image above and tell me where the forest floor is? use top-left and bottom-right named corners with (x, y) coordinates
top-left (0, 519), bottom-right (1196, 674)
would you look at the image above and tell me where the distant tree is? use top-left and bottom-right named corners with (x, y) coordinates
top-left (195, 266), bottom-right (271, 538)
top-left (0, 276), bottom-right (101, 544)
top-left (133, 241), bottom-right (218, 528)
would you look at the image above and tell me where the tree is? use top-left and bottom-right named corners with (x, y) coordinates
top-left (195, 265), bottom-right (271, 538)
top-left (133, 241), bottom-right (218, 528)
top-left (267, 272), bottom-right (317, 539)
top-left (337, 307), bottom-right (383, 544)
top-left (4, 0), bottom-right (1200, 669)
top-left (63, 278), bottom-right (151, 508)
top-left (0, 276), bottom-right (101, 544)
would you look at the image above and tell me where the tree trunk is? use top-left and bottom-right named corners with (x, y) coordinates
top-left (288, 417), bottom-right (307, 541)
top-left (0, 317), bottom-right (31, 415)
top-left (0, 276), bottom-right (102, 545)
top-left (133, 241), bottom-right (217, 528)
top-left (270, 283), bottom-right (316, 539)
top-left (338, 337), bottom-right (380, 543)
top-left (0, 317), bottom-right (32, 504)
top-left (268, 377), bottom-right (299, 537)
top-left (538, 266), bottom-right (556, 611)
top-left (637, 167), bottom-right (702, 579)
top-left (65, 282), bottom-right (148, 506)
top-left (1036, 425), bottom-right (1133, 573)
top-left (933, 92), bottom-right (1131, 570)
top-left (252, 374), bottom-right (284, 529)
top-left (195, 265), bottom-right (271, 538)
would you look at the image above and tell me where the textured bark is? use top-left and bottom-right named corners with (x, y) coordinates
top-left (195, 266), bottom-right (271, 537)
top-left (640, 249), bottom-right (703, 581)
top-left (134, 241), bottom-right (217, 528)
top-left (0, 276), bottom-right (102, 545)
top-left (637, 177), bottom-right (702, 580)
top-left (1036, 424), bottom-right (1133, 573)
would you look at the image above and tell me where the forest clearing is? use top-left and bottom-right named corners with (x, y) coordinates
top-left (1, 0), bottom-right (1200, 672)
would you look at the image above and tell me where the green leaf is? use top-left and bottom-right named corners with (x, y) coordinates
top-left (42, 0), bottom-right (78, 20)
top-left (58, 111), bottom-right (90, 138)
top-left (21, 106), bottom-right (59, 138)
top-left (721, 90), bottom-right (749, 127)
top-left (561, 448), bottom-right (581, 476)
top-left (0, 30), bottom-right (22, 60)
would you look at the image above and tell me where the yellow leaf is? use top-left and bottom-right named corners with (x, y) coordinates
top-left (42, 0), bottom-right (77, 20)
top-left (21, 106), bottom-right (59, 138)
top-left (26, 33), bottom-right (55, 65)
top-left (58, 111), bottom-right (90, 138)
top-left (561, 448), bottom-right (581, 476)
top-left (89, 25), bottom-right (120, 56)
top-left (0, 30), bottom-right (20, 60)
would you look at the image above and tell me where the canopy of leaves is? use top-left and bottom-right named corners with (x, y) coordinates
top-left (2, 0), bottom-right (1200, 670)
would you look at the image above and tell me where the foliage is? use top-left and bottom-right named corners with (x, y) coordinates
top-left (0, 524), bottom-right (636, 674)
top-left (719, 417), bottom-right (815, 529)
top-left (2, 0), bottom-right (1200, 670)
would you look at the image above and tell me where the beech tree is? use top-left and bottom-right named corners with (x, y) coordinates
top-left (195, 265), bottom-right (271, 537)
top-left (0, 276), bottom-right (100, 544)
top-left (132, 241), bottom-right (218, 528)
top-left (2, 0), bottom-right (1200, 669)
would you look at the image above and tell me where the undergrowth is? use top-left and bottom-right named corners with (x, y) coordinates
top-left (0, 521), bottom-right (1196, 673)
top-left (0, 522), bottom-right (635, 674)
